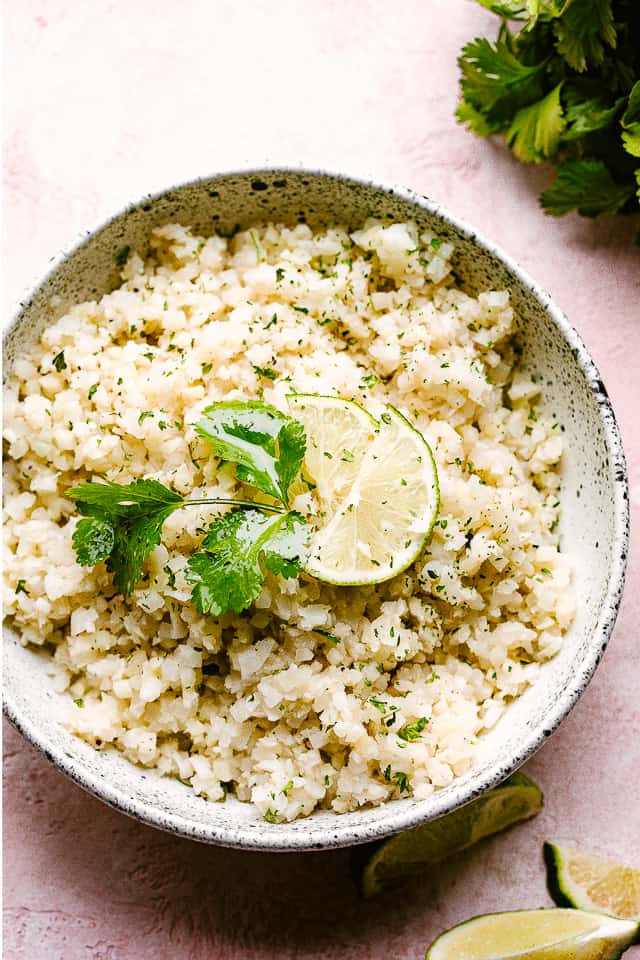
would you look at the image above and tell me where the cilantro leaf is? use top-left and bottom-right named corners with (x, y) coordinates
top-left (473, 0), bottom-right (567, 20)
top-left (561, 85), bottom-right (626, 142)
top-left (507, 82), bottom-right (565, 161)
top-left (68, 479), bottom-right (184, 594)
top-left (458, 37), bottom-right (545, 127)
top-left (53, 351), bottom-right (67, 372)
top-left (185, 509), bottom-right (310, 616)
top-left (552, 0), bottom-right (616, 73)
top-left (195, 401), bottom-right (305, 506)
top-left (540, 158), bottom-right (636, 216)
top-left (472, 0), bottom-right (534, 19)
top-left (72, 518), bottom-right (115, 566)
top-left (622, 81), bottom-right (640, 157)
top-left (456, 98), bottom-right (503, 136)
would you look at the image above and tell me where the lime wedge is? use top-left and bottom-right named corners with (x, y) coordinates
top-left (287, 395), bottom-right (439, 585)
top-left (545, 842), bottom-right (640, 927)
top-left (354, 772), bottom-right (543, 898)
top-left (425, 909), bottom-right (639, 960)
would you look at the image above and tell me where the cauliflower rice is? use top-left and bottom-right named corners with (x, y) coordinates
top-left (3, 220), bottom-right (574, 821)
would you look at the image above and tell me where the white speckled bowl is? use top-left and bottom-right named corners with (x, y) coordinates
top-left (3, 169), bottom-right (629, 851)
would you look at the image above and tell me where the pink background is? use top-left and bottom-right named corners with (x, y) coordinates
top-left (3, 2), bottom-right (640, 957)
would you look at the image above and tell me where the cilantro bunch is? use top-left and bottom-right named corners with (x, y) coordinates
top-left (69, 401), bottom-right (310, 616)
top-left (457, 0), bottom-right (640, 219)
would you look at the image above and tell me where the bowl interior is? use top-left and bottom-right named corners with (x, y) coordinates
top-left (3, 170), bottom-right (628, 850)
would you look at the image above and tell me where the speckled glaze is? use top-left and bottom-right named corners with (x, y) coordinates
top-left (2, 168), bottom-right (629, 852)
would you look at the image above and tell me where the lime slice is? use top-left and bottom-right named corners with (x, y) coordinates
top-left (545, 842), bottom-right (640, 927)
top-left (354, 772), bottom-right (543, 898)
top-left (425, 909), bottom-right (639, 960)
top-left (287, 395), bottom-right (439, 585)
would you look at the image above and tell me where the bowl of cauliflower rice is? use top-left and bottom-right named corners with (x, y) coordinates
top-left (2, 169), bottom-right (628, 850)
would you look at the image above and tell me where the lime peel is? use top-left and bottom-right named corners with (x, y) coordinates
top-left (354, 772), bottom-right (543, 898)
top-left (545, 842), bottom-right (640, 931)
top-left (425, 908), bottom-right (639, 960)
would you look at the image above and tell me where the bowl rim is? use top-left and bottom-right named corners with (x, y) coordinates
top-left (3, 165), bottom-right (630, 851)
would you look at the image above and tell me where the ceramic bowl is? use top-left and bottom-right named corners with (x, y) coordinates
top-left (3, 168), bottom-right (629, 851)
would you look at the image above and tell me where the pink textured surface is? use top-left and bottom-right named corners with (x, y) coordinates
top-left (3, 2), bottom-right (640, 957)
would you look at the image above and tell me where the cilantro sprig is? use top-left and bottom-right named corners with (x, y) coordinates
top-left (69, 479), bottom-right (184, 595)
top-left (457, 0), bottom-right (640, 222)
top-left (68, 401), bottom-right (310, 614)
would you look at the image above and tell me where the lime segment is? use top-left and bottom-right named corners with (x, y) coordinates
top-left (354, 772), bottom-right (543, 898)
top-left (425, 909), bottom-right (639, 960)
top-left (287, 394), bottom-right (439, 585)
top-left (545, 842), bottom-right (640, 926)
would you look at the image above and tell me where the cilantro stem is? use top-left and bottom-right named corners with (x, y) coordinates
top-left (183, 497), bottom-right (285, 514)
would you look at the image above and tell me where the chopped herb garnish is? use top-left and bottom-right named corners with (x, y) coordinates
top-left (252, 365), bottom-right (277, 380)
top-left (15, 579), bottom-right (29, 595)
top-left (113, 245), bottom-right (130, 267)
top-left (53, 351), bottom-right (67, 372)
top-left (88, 384), bottom-right (98, 400)
top-left (392, 771), bottom-right (411, 793)
top-left (369, 697), bottom-right (388, 714)
top-left (201, 362), bottom-right (213, 375)
top-left (397, 716), bottom-right (428, 741)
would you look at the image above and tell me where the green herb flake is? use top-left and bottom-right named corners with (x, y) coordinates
top-left (15, 579), bottom-right (29, 595)
top-left (397, 716), bottom-right (429, 741)
top-left (53, 351), bottom-right (67, 372)
top-left (264, 808), bottom-right (278, 823)
top-left (252, 365), bottom-right (277, 380)
top-left (73, 698), bottom-right (84, 708)
top-left (114, 245), bottom-right (130, 267)
top-left (201, 362), bottom-right (213, 375)
top-left (88, 384), bottom-right (98, 400)
top-left (369, 697), bottom-right (388, 714)
top-left (392, 771), bottom-right (411, 793)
